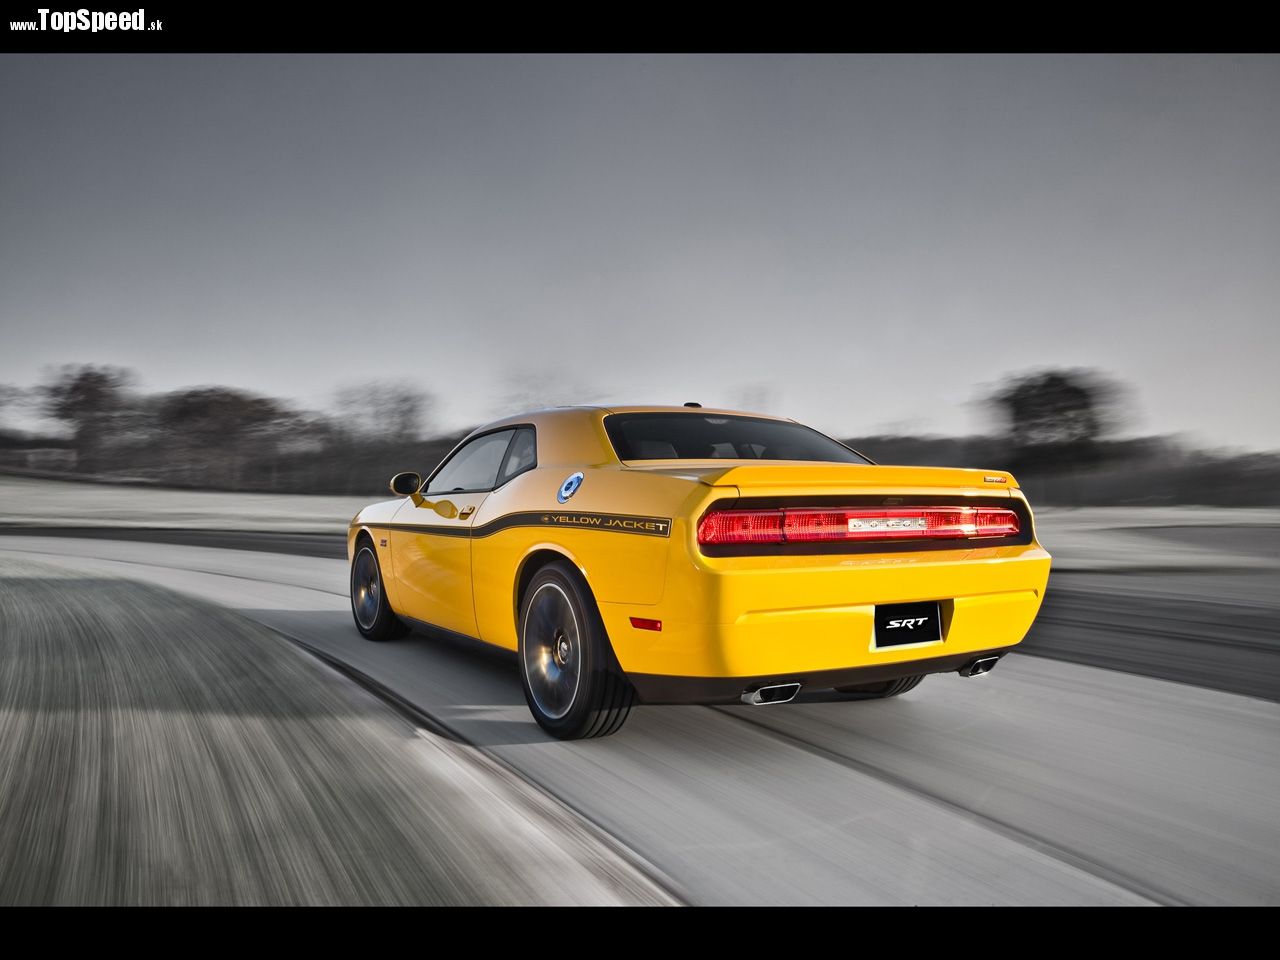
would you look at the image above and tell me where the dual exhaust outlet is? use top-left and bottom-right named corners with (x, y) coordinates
top-left (958, 655), bottom-right (1001, 678)
top-left (739, 655), bottom-right (1002, 706)
top-left (740, 683), bottom-right (802, 706)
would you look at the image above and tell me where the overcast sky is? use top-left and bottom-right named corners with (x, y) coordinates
top-left (1, 54), bottom-right (1277, 448)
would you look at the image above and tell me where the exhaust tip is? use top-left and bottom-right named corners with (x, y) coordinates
top-left (741, 682), bottom-right (802, 706)
top-left (959, 655), bottom-right (1002, 678)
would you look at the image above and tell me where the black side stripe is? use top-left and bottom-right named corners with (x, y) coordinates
top-left (365, 510), bottom-right (673, 540)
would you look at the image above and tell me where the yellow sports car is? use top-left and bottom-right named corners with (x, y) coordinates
top-left (348, 405), bottom-right (1052, 739)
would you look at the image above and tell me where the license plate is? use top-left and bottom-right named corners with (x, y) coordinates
top-left (874, 601), bottom-right (942, 647)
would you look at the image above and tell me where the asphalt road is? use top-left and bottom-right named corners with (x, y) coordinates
top-left (1022, 523), bottom-right (1280, 702)
top-left (0, 557), bottom-right (670, 905)
top-left (7, 525), bottom-right (1275, 701)
top-left (1, 534), bottom-right (1277, 905)
top-left (1025, 573), bottom-right (1280, 702)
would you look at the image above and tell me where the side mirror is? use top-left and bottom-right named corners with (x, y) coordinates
top-left (390, 472), bottom-right (422, 496)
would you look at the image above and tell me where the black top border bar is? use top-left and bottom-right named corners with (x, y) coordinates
top-left (2, 6), bottom-right (1275, 54)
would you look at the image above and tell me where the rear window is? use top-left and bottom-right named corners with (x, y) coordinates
top-left (603, 413), bottom-right (871, 463)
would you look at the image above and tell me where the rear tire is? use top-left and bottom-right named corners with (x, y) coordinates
top-left (518, 561), bottom-right (634, 739)
top-left (350, 541), bottom-right (409, 642)
top-left (834, 675), bottom-right (925, 699)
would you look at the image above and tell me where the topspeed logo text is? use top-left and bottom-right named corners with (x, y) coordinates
top-left (27, 9), bottom-right (148, 31)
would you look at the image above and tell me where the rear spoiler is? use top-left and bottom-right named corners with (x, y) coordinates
top-left (703, 463), bottom-right (1019, 491)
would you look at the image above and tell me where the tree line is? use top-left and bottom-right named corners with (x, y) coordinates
top-left (843, 369), bottom-right (1280, 506)
top-left (0, 365), bottom-right (464, 495)
top-left (0, 365), bottom-right (1276, 505)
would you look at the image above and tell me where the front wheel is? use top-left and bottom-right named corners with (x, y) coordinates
top-left (350, 541), bottom-right (408, 641)
top-left (834, 675), bottom-right (925, 699)
top-left (518, 561), bottom-right (634, 739)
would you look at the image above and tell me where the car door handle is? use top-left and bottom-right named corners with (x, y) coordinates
top-left (458, 505), bottom-right (476, 519)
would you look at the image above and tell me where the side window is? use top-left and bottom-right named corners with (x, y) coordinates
top-left (498, 427), bottom-right (537, 485)
top-left (425, 430), bottom-right (514, 495)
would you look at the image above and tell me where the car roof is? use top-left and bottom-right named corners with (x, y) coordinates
top-left (465, 405), bottom-right (795, 466)
top-left (595, 405), bottom-right (790, 419)
top-left (480, 404), bottom-right (791, 424)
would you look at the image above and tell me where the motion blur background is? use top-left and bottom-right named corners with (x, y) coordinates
top-left (0, 54), bottom-right (1277, 499)
top-left (1, 53), bottom-right (1277, 906)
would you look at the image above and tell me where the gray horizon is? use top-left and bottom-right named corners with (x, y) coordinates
top-left (1, 54), bottom-right (1277, 449)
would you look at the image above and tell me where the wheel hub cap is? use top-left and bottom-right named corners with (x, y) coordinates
top-left (522, 583), bottom-right (582, 721)
top-left (352, 548), bottom-right (381, 630)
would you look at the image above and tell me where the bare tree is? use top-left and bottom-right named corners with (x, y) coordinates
top-left (333, 383), bottom-right (435, 442)
top-left (989, 369), bottom-right (1123, 450)
top-left (39, 364), bottom-right (135, 472)
top-left (493, 370), bottom-right (602, 419)
top-left (987, 368), bottom-right (1127, 503)
top-left (0, 384), bottom-right (22, 426)
top-left (155, 386), bottom-right (298, 487)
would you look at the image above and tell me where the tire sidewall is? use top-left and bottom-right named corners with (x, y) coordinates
top-left (835, 674), bottom-right (923, 698)
top-left (518, 562), bottom-right (604, 737)
top-left (351, 542), bottom-right (392, 639)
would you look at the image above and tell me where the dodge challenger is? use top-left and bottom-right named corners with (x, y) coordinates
top-left (348, 405), bottom-right (1052, 739)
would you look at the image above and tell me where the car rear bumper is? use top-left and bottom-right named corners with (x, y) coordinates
top-left (599, 543), bottom-right (1051, 682)
top-left (627, 647), bottom-right (1012, 704)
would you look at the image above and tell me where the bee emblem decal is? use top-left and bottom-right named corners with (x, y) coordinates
top-left (557, 472), bottom-right (584, 503)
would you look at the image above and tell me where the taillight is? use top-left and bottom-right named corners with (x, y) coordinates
top-left (696, 506), bottom-right (1020, 545)
top-left (695, 510), bottom-right (785, 544)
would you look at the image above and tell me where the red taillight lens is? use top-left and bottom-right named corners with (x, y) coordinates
top-left (973, 508), bottom-right (1020, 537)
top-left (696, 506), bottom-right (1020, 545)
top-left (694, 509), bottom-right (785, 544)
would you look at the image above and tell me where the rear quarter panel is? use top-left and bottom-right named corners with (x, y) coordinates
top-left (470, 465), bottom-right (703, 651)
